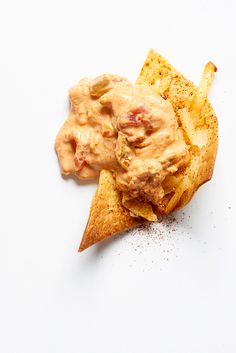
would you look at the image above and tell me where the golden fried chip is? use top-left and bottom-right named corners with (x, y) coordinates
top-left (122, 193), bottom-right (157, 222)
top-left (78, 170), bottom-right (141, 252)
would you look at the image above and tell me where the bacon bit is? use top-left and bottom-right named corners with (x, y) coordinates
top-left (126, 105), bottom-right (148, 126)
top-left (102, 130), bottom-right (115, 137)
top-left (132, 105), bottom-right (148, 115)
top-left (69, 139), bottom-right (77, 153)
top-left (74, 151), bottom-right (86, 170)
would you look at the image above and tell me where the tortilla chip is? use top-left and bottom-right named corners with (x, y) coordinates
top-left (137, 49), bottom-right (218, 211)
top-left (78, 170), bottom-right (141, 252)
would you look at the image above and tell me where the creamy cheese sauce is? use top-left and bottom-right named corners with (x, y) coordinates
top-left (55, 74), bottom-right (189, 205)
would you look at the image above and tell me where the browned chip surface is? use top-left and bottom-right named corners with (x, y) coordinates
top-left (79, 170), bottom-right (141, 252)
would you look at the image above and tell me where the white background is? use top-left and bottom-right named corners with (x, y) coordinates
top-left (1, 0), bottom-right (235, 352)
